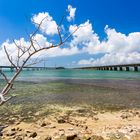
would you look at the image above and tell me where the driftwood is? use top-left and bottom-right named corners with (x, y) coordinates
top-left (0, 12), bottom-right (80, 105)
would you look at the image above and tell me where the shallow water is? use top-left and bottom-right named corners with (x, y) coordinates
top-left (1, 69), bottom-right (140, 80)
top-left (0, 69), bottom-right (140, 108)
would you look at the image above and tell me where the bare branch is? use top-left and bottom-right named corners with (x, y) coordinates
top-left (13, 39), bottom-right (25, 53)
top-left (0, 70), bottom-right (9, 83)
top-left (63, 26), bottom-right (80, 43)
top-left (4, 45), bottom-right (18, 70)
top-left (31, 16), bottom-right (48, 38)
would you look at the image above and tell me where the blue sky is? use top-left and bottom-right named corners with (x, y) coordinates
top-left (0, 0), bottom-right (140, 67)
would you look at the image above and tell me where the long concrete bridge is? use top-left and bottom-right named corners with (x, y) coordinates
top-left (0, 66), bottom-right (65, 71)
top-left (78, 63), bottom-right (140, 72)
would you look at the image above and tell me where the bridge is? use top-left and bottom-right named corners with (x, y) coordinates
top-left (0, 66), bottom-right (65, 71)
top-left (78, 63), bottom-right (140, 72)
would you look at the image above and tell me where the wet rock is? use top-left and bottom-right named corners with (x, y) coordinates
top-left (29, 132), bottom-right (37, 138)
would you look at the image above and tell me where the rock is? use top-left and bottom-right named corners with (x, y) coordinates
top-left (90, 135), bottom-right (104, 140)
top-left (29, 132), bottom-right (37, 138)
top-left (59, 129), bottom-right (65, 136)
top-left (82, 135), bottom-right (91, 140)
top-left (41, 122), bottom-right (47, 127)
top-left (49, 125), bottom-right (56, 129)
top-left (57, 117), bottom-right (66, 124)
top-left (66, 133), bottom-right (77, 140)
top-left (8, 118), bottom-right (16, 124)
top-left (93, 117), bottom-right (99, 121)
top-left (16, 136), bottom-right (23, 140)
top-left (26, 130), bottom-right (31, 133)
top-left (115, 132), bottom-right (125, 139)
top-left (6, 131), bottom-right (16, 136)
top-left (121, 114), bottom-right (128, 119)
top-left (0, 125), bottom-right (8, 131)
top-left (45, 135), bottom-right (52, 140)
top-left (68, 128), bottom-right (74, 131)
top-left (17, 127), bottom-right (22, 131)
top-left (0, 132), bottom-right (3, 136)
top-left (11, 128), bottom-right (16, 131)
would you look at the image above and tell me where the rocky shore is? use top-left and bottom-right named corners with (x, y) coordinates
top-left (0, 105), bottom-right (140, 140)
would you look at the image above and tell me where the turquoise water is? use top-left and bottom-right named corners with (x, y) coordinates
top-left (1, 69), bottom-right (140, 80)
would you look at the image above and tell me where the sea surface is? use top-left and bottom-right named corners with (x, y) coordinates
top-left (1, 69), bottom-right (140, 80)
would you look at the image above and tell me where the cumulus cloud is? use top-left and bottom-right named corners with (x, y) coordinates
top-left (0, 33), bottom-right (81, 65)
top-left (69, 20), bottom-right (100, 51)
top-left (32, 12), bottom-right (58, 35)
top-left (77, 25), bottom-right (140, 66)
top-left (78, 52), bottom-right (140, 66)
top-left (67, 5), bottom-right (76, 22)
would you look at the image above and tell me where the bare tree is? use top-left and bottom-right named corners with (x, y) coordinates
top-left (0, 13), bottom-right (80, 105)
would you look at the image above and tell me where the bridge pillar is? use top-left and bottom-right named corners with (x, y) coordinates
top-left (126, 67), bottom-right (129, 71)
top-left (134, 66), bottom-right (138, 72)
top-left (119, 67), bottom-right (123, 71)
top-left (106, 67), bottom-right (109, 70)
top-left (114, 67), bottom-right (117, 71)
top-left (109, 67), bottom-right (112, 70)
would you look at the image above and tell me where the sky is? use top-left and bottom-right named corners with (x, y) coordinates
top-left (0, 0), bottom-right (140, 67)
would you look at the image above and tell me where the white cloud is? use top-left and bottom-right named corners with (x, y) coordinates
top-left (0, 33), bottom-right (81, 65)
top-left (67, 5), bottom-right (76, 22)
top-left (78, 52), bottom-right (140, 66)
top-left (69, 20), bottom-right (100, 50)
top-left (72, 23), bottom-right (140, 66)
top-left (32, 12), bottom-right (58, 35)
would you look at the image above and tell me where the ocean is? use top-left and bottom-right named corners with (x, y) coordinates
top-left (1, 69), bottom-right (140, 80)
